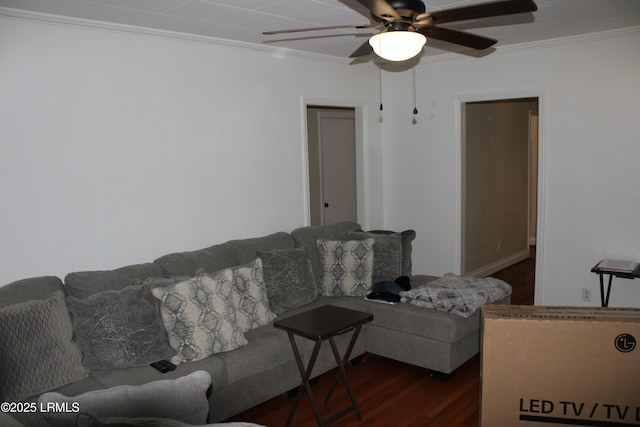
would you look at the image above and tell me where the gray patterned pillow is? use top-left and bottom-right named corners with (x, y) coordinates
top-left (317, 239), bottom-right (374, 297)
top-left (366, 229), bottom-right (416, 277)
top-left (66, 281), bottom-right (175, 370)
top-left (227, 258), bottom-right (276, 331)
top-left (152, 273), bottom-right (247, 364)
top-left (258, 248), bottom-right (317, 315)
top-left (0, 290), bottom-right (88, 401)
top-left (349, 231), bottom-right (403, 283)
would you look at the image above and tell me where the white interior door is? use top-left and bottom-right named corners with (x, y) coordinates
top-left (307, 108), bottom-right (357, 226)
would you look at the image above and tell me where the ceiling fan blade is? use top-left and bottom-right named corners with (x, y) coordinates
top-left (420, 26), bottom-right (497, 50)
top-left (354, 0), bottom-right (401, 21)
top-left (416, 0), bottom-right (537, 25)
top-left (349, 40), bottom-right (374, 58)
top-left (263, 24), bottom-right (375, 35)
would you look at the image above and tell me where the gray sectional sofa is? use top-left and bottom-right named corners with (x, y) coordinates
top-left (0, 222), bottom-right (510, 426)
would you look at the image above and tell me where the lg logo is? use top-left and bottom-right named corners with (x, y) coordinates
top-left (615, 334), bottom-right (636, 353)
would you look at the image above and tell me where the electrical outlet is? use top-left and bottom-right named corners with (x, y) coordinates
top-left (581, 288), bottom-right (591, 302)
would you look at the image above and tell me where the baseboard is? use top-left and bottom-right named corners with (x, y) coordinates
top-left (464, 249), bottom-right (530, 278)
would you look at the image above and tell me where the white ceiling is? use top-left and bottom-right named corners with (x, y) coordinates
top-left (1, 0), bottom-right (639, 59)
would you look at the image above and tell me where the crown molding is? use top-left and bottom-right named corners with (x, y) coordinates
top-left (420, 25), bottom-right (640, 65)
top-left (2, 6), bottom-right (638, 68)
top-left (0, 6), bottom-right (353, 65)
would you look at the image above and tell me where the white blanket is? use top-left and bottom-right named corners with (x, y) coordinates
top-left (399, 273), bottom-right (512, 318)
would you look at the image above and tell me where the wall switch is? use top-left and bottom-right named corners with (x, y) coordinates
top-left (581, 288), bottom-right (591, 302)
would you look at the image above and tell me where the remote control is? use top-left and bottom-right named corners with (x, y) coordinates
top-left (150, 360), bottom-right (176, 373)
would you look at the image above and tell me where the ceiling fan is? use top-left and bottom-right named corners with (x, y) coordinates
top-left (264, 0), bottom-right (538, 61)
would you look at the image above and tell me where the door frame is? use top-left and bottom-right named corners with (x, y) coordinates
top-left (455, 88), bottom-right (547, 305)
top-left (308, 107), bottom-right (357, 226)
top-left (301, 97), bottom-right (368, 228)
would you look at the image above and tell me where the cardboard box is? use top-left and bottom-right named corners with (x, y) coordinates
top-left (480, 305), bottom-right (640, 426)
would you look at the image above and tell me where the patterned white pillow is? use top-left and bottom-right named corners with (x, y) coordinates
top-left (227, 258), bottom-right (276, 332)
top-left (152, 272), bottom-right (247, 364)
top-left (317, 238), bottom-right (374, 297)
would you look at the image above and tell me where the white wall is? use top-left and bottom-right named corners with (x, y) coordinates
top-left (0, 16), bottom-right (382, 284)
top-left (381, 29), bottom-right (640, 307)
top-left (3, 14), bottom-right (640, 307)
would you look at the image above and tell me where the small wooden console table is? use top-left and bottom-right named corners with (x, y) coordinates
top-left (591, 260), bottom-right (640, 307)
top-left (273, 305), bottom-right (373, 427)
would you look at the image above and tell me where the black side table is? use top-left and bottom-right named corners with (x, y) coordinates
top-left (591, 260), bottom-right (640, 307)
top-left (273, 305), bottom-right (373, 427)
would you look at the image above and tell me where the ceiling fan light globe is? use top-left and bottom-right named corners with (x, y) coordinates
top-left (369, 31), bottom-right (426, 61)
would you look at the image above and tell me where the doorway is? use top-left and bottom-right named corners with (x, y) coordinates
top-left (461, 97), bottom-right (539, 278)
top-left (306, 106), bottom-right (357, 226)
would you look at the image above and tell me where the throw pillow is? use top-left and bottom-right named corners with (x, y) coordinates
top-left (152, 273), bottom-right (247, 364)
top-left (349, 231), bottom-right (403, 283)
top-left (226, 258), bottom-right (276, 331)
top-left (317, 238), bottom-right (374, 297)
top-left (38, 370), bottom-right (211, 427)
top-left (65, 281), bottom-right (175, 370)
top-left (290, 222), bottom-right (362, 287)
top-left (366, 229), bottom-right (416, 277)
top-left (257, 248), bottom-right (317, 315)
top-left (0, 290), bottom-right (88, 401)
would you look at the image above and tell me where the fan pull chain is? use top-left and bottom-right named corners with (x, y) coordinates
top-left (379, 64), bottom-right (384, 111)
top-left (412, 65), bottom-right (418, 115)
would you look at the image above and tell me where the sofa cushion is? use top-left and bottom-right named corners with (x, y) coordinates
top-left (64, 263), bottom-right (166, 299)
top-left (0, 275), bottom-right (65, 308)
top-left (291, 222), bottom-right (362, 284)
top-left (317, 239), bottom-right (374, 297)
top-left (66, 281), bottom-right (174, 371)
top-left (154, 243), bottom-right (239, 277)
top-left (258, 248), bottom-right (317, 315)
top-left (226, 232), bottom-right (295, 264)
top-left (311, 294), bottom-right (485, 343)
top-left (38, 370), bottom-right (211, 427)
top-left (90, 353), bottom-right (227, 392)
top-left (152, 273), bottom-right (248, 364)
top-left (65, 270), bottom-right (132, 299)
top-left (114, 263), bottom-right (165, 281)
top-left (366, 297), bottom-right (482, 342)
top-left (215, 325), bottom-right (304, 383)
top-left (366, 229), bottom-right (416, 277)
top-left (349, 231), bottom-right (403, 284)
top-left (0, 290), bottom-right (89, 401)
top-left (226, 259), bottom-right (276, 332)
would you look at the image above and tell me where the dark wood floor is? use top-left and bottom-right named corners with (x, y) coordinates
top-left (226, 248), bottom-right (536, 426)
